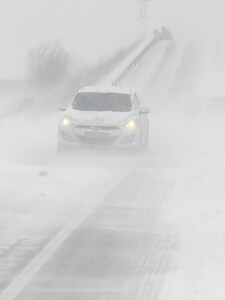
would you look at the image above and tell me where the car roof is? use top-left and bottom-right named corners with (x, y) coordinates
top-left (77, 86), bottom-right (134, 95)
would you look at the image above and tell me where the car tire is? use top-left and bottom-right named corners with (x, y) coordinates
top-left (140, 128), bottom-right (149, 152)
top-left (57, 141), bottom-right (69, 154)
top-left (133, 130), bottom-right (144, 152)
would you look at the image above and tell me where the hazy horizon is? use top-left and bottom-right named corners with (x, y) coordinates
top-left (1, 0), bottom-right (225, 79)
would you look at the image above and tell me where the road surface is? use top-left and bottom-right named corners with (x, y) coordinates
top-left (1, 40), bottom-right (225, 299)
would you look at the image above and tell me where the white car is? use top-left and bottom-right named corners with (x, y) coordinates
top-left (58, 86), bottom-right (150, 151)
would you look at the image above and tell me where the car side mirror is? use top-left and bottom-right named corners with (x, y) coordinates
top-left (139, 106), bottom-right (150, 114)
top-left (58, 104), bottom-right (67, 111)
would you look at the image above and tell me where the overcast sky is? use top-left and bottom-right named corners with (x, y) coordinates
top-left (0, 0), bottom-right (225, 79)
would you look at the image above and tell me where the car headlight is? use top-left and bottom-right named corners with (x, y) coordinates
top-left (60, 117), bottom-right (72, 128)
top-left (124, 120), bottom-right (136, 130)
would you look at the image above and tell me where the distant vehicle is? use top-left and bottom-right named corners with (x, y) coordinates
top-left (57, 86), bottom-right (150, 151)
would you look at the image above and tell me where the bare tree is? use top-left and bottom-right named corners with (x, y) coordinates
top-left (27, 40), bottom-right (70, 88)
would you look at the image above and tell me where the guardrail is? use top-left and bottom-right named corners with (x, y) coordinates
top-left (112, 27), bottom-right (173, 86)
top-left (0, 27), bottom-right (173, 119)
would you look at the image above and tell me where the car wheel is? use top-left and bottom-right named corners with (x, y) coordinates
top-left (57, 141), bottom-right (69, 154)
top-left (140, 128), bottom-right (149, 152)
top-left (133, 130), bottom-right (144, 152)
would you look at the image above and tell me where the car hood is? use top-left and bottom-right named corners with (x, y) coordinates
top-left (65, 108), bottom-right (135, 126)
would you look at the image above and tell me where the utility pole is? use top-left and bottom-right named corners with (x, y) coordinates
top-left (138, 0), bottom-right (151, 38)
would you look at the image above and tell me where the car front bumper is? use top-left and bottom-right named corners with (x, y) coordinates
top-left (58, 124), bottom-right (140, 150)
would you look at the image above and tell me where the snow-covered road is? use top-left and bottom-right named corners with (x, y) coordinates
top-left (1, 40), bottom-right (225, 299)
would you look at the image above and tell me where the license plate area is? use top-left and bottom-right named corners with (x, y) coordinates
top-left (85, 131), bottom-right (110, 138)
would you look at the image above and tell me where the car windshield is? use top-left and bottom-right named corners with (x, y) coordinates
top-left (72, 92), bottom-right (132, 112)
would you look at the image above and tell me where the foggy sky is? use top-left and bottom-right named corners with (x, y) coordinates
top-left (0, 0), bottom-right (224, 79)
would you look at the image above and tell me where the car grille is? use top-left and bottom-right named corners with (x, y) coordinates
top-left (75, 125), bottom-right (120, 131)
top-left (76, 135), bottom-right (118, 145)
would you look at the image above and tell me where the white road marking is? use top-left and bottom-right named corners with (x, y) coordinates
top-left (0, 168), bottom-right (133, 300)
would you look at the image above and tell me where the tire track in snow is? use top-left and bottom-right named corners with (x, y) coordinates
top-left (168, 41), bottom-right (203, 98)
top-left (132, 179), bottom-right (176, 300)
top-left (0, 166), bottom-right (137, 300)
top-left (141, 42), bottom-right (175, 95)
top-left (12, 169), bottom-right (178, 300)
top-left (124, 41), bottom-right (174, 96)
top-left (0, 153), bottom-right (137, 293)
